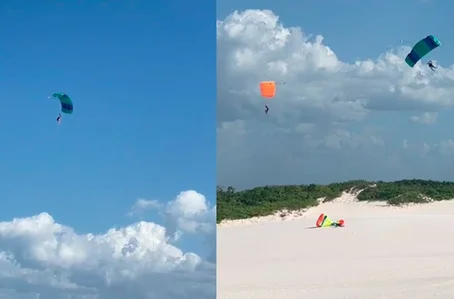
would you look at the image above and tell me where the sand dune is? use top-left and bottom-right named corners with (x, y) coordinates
top-left (217, 193), bottom-right (454, 298)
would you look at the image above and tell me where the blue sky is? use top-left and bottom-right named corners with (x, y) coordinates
top-left (0, 0), bottom-right (215, 238)
top-left (217, 1), bottom-right (454, 188)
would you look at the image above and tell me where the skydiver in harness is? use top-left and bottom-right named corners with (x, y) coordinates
top-left (265, 104), bottom-right (269, 114)
top-left (56, 113), bottom-right (61, 125)
top-left (427, 60), bottom-right (437, 72)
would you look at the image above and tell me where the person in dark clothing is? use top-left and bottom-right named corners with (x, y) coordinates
top-left (427, 60), bottom-right (437, 71)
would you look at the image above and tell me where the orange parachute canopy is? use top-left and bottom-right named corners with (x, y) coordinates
top-left (259, 81), bottom-right (276, 99)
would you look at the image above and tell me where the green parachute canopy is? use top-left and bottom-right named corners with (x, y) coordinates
top-left (405, 35), bottom-right (441, 68)
top-left (53, 93), bottom-right (73, 114)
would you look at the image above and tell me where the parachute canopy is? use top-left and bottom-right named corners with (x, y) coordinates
top-left (405, 35), bottom-right (441, 68)
top-left (316, 213), bottom-right (344, 228)
top-left (53, 93), bottom-right (73, 114)
top-left (260, 81), bottom-right (276, 99)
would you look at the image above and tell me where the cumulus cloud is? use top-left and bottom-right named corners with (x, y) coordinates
top-left (438, 139), bottom-right (454, 155)
top-left (128, 191), bottom-right (216, 241)
top-left (410, 112), bottom-right (438, 124)
top-left (402, 139), bottom-right (454, 157)
top-left (217, 9), bottom-right (454, 189)
top-left (402, 139), bottom-right (432, 156)
top-left (165, 191), bottom-right (215, 235)
top-left (127, 198), bottom-right (161, 218)
top-left (0, 191), bottom-right (215, 299)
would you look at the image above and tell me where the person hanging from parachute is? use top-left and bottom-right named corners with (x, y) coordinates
top-left (405, 35), bottom-right (441, 71)
top-left (259, 81), bottom-right (285, 114)
top-left (427, 60), bottom-right (437, 71)
top-left (50, 93), bottom-right (73, 125)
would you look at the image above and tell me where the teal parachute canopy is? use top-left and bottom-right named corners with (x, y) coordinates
top-left (405, 35), bottom-right (441, 68)
top-left (53, 93), bottom-right (73, 114)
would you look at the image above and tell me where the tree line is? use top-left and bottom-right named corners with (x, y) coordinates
top-left (217, 179), bottom-right (454, 222)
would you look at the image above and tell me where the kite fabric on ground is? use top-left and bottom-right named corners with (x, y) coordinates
top-left (53, 93), bottom-right (74, 114)
top-left (405, 35), bottom-right (441, 68)
top-left (316, 213), bottom-right (345, 228)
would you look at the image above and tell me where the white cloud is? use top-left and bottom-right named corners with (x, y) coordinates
top-left (127, 198), bottom-right (160, 217)
top-left (128, 191), bottom-right (216, 244)
top-left (438, 139), bottom-right (454, 155)
top-left (401, 139), bottom-right (454, 157)
top-left (0, 191), bottom-right (215, 299)
top-left (165, 190), bottom-right (215, 235)
top-left (217, 9), bottom-right (454, 188)
top-left (402, 140), bottom-right (432, 156)
top-left (410, 112), bottom-right (438, 124)
top-left (402, 139), bottom-right (409, 149)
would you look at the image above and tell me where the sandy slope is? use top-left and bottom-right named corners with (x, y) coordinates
top-left (217, 193), bottom-right (454, 299)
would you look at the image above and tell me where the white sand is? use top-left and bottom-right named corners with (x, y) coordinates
top-left (217, 192), bottom-right (454, 298)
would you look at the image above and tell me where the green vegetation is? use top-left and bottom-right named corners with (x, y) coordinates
top-left (217, 179), bottom-right (454, 223)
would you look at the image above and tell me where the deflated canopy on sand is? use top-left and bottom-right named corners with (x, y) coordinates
top-left (53, 93), bottom-right (73, 114)
top-left (405, 35), bottom-right (441, 68)
top-left (316, 213), bottom-right (344, 227)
